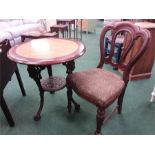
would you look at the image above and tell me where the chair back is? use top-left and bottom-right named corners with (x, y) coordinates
top-left (0, 39), bottom-right (17, 91)
top-left (98, 21), bottom-right (150, 82)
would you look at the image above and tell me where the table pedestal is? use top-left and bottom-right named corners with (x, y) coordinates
top-left (27, 60), bottom-right (80, 121)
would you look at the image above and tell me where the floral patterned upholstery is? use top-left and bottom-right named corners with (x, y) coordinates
top-left (67, 68), bottom-right (124, 108)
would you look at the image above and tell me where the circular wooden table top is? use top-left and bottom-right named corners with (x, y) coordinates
top-left (8, 38), bottom-right (86, 65)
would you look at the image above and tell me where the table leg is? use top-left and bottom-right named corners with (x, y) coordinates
top-left (63, 60), bottom-right (80, 112)
top-left (46, 65), bottom-right (55, 94)
top-left (64, 60), bottom-right (75, 74)
top-left (27, 65), bottom-right (45, 121)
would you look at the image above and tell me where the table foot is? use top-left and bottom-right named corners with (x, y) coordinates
top-left (34, 114), bottom-right (41, 121)
top-left (67, 106), bottom-right (72, 113)
top-left (27, 65), bottom-right (45, 121)
top-left (72, 98), bottom-right (80, 112)
top-left (67, 98), bottom-right (80, 113)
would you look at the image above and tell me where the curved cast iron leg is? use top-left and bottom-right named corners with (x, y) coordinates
top-left (66, 85), bottom-right (80, 113)
top-left (33, 80), bottom-right (44, 121)
top-left (72, 98), bottom-right (80, 112)
top-left (64, 60), bottom-right (80, 112)
top-left (27, 65), bottom-right (45, 121)
top-left (95, 108), bottom-right (105, 135)
top-left (47, 65), bottom-right (53, 77)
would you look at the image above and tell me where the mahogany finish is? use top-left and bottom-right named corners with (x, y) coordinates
top-left (8, 38), bottom-right (85, 121)
top-left (8, 38), bottom-right (85, 65)
top-left (124, 22), bottom-right (155, 80)
top-left (66, 22), bottom-right (150, 134)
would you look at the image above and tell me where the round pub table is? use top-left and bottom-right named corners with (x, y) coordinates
top-left (8, 38), bottom-right (86, 121)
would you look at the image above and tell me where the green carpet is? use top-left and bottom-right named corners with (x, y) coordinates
top-left (0, 21), bottom-right (155, 135)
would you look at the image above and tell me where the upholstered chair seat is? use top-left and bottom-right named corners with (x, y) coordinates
top-left (67, 68), bottom-right (124, 108)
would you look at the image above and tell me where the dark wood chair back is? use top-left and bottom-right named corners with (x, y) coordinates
top-left (98, 22), bottom-right (150, 82)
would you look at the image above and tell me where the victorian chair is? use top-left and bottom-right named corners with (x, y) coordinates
top-left (0, 39), bottom-right (26, 127)
top-left (66, 22), bottom-right (150, 134)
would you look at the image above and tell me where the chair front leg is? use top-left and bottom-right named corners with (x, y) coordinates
top-left (95, 108), bottom-right (105, 135)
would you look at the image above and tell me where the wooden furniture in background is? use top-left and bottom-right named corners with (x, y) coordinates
top-left (77, 19), bottom-right (96, 33)
top-left (124, 22), bottom-right (155, 80)
top-left (56, 19), bottom-right (76, 39)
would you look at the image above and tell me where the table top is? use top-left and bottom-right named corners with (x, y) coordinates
top-left (8, 38), bottom-right (86, 65)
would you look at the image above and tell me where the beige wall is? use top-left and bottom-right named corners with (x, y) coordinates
top-left (45, 19), bottom-right (56, 31)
